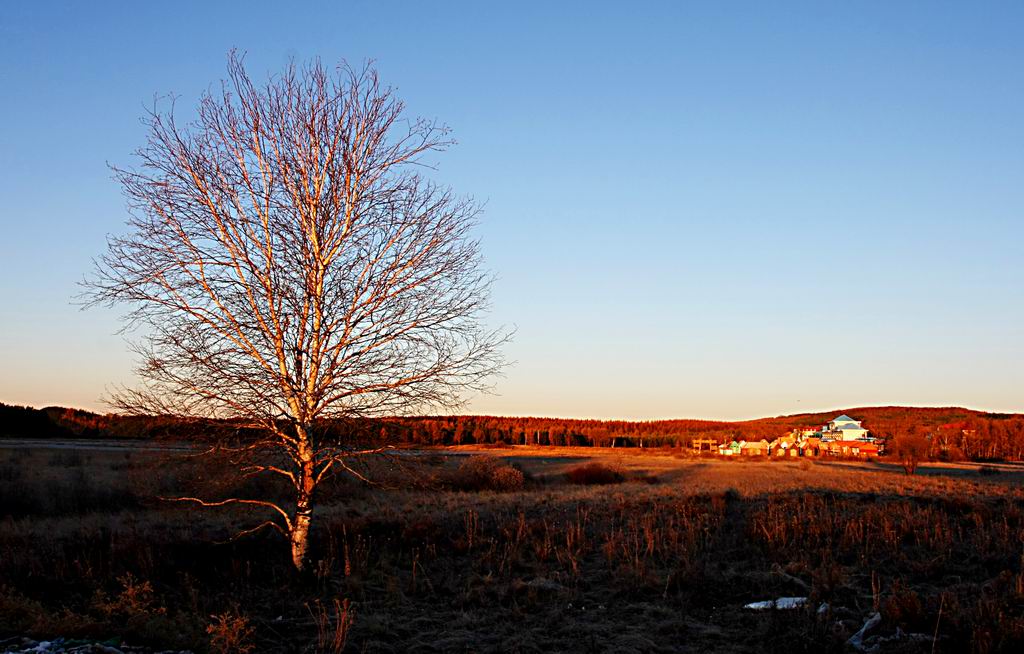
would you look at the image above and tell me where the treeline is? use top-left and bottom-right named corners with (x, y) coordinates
top-left (4, 402), bottom-right (1024, 461)
top-left (369, 416), bottom-right (739, 448)
top-left (0, 403), bottom-right (239, 441)
top-left (363, 409), bottom-right (1024, 461)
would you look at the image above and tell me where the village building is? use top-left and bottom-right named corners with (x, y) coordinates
top-left (820, 414), bottom-right (869, 441)
top-left (718, 441), bottom-right (742, 456)
top-left (799, 438), bottom-right (822, 457)
top-left (717, 440), bottom-right (771, 456)
top-left (822, 439), bottom-right (879, 457)
top-left (709, 414), bottom-right (877, 459)
top-left (814, 415), bottom-right (880, 457)
top-left (740, 439), bottom-right (770, 456)
top-left (769, 435), bottom-right (799, 456)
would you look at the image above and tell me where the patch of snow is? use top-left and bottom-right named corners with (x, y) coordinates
top-left (847, 612), bottom-right (882, 651)
top-left (743, 596), bottom-right (808, 610)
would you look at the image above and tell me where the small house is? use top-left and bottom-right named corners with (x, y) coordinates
top-left (841, 440), bottom-right (878, 457)
top-left (718, 441), bottom-right (742, 456)
top-left (791, 426), bottom-right (820, 439)
top-left (799, 438), bottom-right (821, 457)
top-left (740, 439), bottom-right (770, 456)
top-left (770, 435), bottom-right (798, 456)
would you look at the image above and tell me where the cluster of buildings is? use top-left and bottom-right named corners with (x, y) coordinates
top-left (715, 414), bottom-right (882, 458)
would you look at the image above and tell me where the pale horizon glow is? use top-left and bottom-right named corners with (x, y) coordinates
top-left (1, 2), bottom-right (1022, 422)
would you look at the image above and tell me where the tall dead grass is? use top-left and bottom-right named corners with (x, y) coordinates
top-left (1, 447), bottom-right (1023, 652)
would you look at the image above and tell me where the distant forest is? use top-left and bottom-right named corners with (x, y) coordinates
top-left (3, 402), bottom-right (1024, 462)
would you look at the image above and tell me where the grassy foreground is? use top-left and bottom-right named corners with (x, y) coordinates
top-left (1, 446), bottom-right (1023, 653)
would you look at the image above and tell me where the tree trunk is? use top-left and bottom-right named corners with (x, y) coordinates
top-left (291, 505), bottom-right (312, 570)
top-left (290, 426), bottom-right (317, 571)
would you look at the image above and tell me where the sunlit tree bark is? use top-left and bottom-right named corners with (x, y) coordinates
top-left (86, 52), bottom-right (507, 570)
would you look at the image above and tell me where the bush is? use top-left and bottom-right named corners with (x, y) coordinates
top-left (565, 462), bottom-right (624, 485)
top-left (207, 609), bottom-right (256, 654)
top-left (882, 579), bottom-right (925, 630)
top-left (92, 573), bottom-right (164, 618)
top-left (447, 456), bottom-right (525, 492)
top-left (893, 434), bottom-right (930, 475)
top-left (0, 585), bottom-right (45, 633)
top-left (488, 465), bottom-right (526, 491)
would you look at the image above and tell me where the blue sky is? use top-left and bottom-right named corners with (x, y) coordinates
top-left (1, 1), bottom-right (1021, 420)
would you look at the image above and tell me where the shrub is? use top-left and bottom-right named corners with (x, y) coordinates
top-left (207, 609), bottom-right (256, 654)
top-left (0, 585), bottom-right (45, 633)
top-left (893, 434), bottom-right (930, 475)
top-left (93, 573), bottom-right (165, 619)
top-left (565, 462), bottom-right (624, 485)
top-left (882, 579), bottom-right (925, 630)
top-left (488, 464), bottom-right (526, 491)
top-left (447, 456), bottom-right (525, 492)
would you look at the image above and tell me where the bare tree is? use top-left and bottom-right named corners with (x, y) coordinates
top-left (86, 53), bottom-right (507, 570)
top-left (894, 431), bottom-right (930, 475)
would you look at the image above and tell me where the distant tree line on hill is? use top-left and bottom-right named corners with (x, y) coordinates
top-left (0, 403), bottom-right (238, 441)
top-left (3, 402), bottom-right (1024, 462)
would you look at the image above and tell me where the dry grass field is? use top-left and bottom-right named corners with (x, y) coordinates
top-left (2, 444), bottom-right (1023, 653)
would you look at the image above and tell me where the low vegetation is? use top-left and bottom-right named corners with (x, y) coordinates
top-left (1, 446), bottom-right (1023, 652)
top-left (442, 456), bottom-right (526, 492)
top-left (564, 462), bottom-right (625, 485)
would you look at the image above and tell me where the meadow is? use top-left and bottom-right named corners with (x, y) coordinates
top-left (1, 445), bottom-right (1023, 653)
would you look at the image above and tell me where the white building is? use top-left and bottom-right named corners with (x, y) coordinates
top-left (821, 414), bottom-right (869, 441)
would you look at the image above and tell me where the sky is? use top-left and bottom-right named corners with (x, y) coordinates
top-left (0, 1), bottom-right (1022, 421)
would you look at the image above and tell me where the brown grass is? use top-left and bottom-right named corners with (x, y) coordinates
top-left (1, 444), bottom-right (1023, 652)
